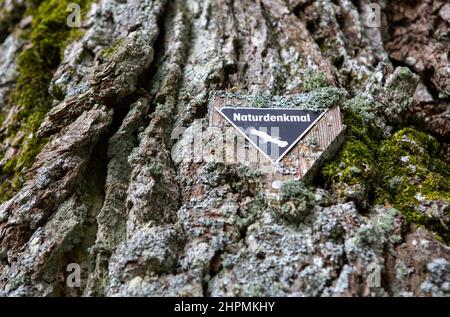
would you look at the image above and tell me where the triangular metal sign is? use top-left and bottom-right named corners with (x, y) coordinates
top-left (218, 107), bottom-right (327, 164)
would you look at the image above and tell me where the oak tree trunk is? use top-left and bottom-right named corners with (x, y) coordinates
top-left (0, 0), bottom-right (449, 296)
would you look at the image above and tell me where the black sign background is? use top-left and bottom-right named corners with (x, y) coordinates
top-left (218, 107), bottom-right (325, 163)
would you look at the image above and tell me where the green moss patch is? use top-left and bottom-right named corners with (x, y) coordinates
top-left (324, 109), bottom-right (450, 243)
top-left (323, 139), bottom-right (375, 186)
top-left (376, 128), bottom-right (450, 243)
top-left (0, 0), bottom-right (93, 203)
top-left (323, 109), bottom-right (380, 187)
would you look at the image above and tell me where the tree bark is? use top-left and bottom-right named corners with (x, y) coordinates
top-left (0, 0), bottom-right (449, 296)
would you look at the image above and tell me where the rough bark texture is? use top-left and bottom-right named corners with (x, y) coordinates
top-left (0, 0), bottom-right (449, 297)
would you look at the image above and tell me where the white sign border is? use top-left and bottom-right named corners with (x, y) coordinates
top-left (217, 106), bottom-right (329, 165)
